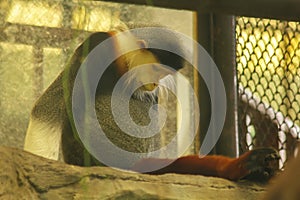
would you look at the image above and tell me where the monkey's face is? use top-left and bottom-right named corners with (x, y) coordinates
top-left (111, 29), bottom-right (181, 102)
top-left (115, 48), bottom-right (175, 102)
top-left (127, 49), bottom-right (173, 92)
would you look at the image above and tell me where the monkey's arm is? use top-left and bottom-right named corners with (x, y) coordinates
top-left (132, 148), bottom-right (279, 181)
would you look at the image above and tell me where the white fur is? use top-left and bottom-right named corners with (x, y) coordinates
top-left (24, 118), bottom-right (62, 160)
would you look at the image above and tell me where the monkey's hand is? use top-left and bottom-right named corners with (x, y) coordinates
top-left (225, 148), bottom-right (280, 181)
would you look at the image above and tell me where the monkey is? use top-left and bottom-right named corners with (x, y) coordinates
top-left (24, 25), bottom-right (184, 167)
top-left (24, 24), bottom-right (280, 181)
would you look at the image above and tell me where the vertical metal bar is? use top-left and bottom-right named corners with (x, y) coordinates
top-left (196, 13), bottom-right (216, 155)
top-left (213, 15), bottom-right (239, 157)
top-left (192, 12), bottom-right (201, 154)
top-left (196, 13), bottom-right (238, 157)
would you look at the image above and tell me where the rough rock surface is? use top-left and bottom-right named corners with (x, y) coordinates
top-left (0, 146), bottom-right (267, 200)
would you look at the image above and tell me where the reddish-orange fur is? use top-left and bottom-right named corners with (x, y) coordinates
top-left (132, 149), bottom-right (279, 181)
top-left (133, 154), bottom-right (248, 180)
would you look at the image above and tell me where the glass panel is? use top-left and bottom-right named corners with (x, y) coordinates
top-left (0, 0), bottom-right (195, 157)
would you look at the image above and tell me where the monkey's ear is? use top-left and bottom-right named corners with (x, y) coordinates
top-left (137, 40), bottom-right (148, 49)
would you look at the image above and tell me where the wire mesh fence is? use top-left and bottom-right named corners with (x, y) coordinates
top-left (236, 17), bottom-right (300, 168)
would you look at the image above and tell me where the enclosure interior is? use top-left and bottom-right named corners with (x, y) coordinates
top-left (0, 0), bottom-right (299, 169)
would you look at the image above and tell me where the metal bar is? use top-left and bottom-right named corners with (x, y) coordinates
top-left (206, 0), bottom-right (300, 21)
top-left (98, 0), bottom-right (204, 11)
top-left (213, 14), bottom-right (239, 157)
top-left (196, 13), bottom-right (238, 157)
top-left (100, 0), bottom-right (300, 21)
top-left (196, 13), bottom-right (215, 155)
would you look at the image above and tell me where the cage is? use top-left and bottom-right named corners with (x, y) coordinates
top-left (237, 17), bottom-right (300, 168)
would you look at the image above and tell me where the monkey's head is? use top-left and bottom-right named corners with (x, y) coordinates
top-left (110, 27), bottom-right (186, 102)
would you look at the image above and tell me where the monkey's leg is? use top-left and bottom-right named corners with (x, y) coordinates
top-left (23, 32), bottom-right (115, 161)
top-left (24, 71), bottom-right (66, 161)
top-left (132, 148), bottom-right (279, 181)
top-left (24, 118), bottom-right (63, 160)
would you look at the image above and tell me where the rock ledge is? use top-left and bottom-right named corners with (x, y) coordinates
top-left (0, 146), bottom-right (267, 200)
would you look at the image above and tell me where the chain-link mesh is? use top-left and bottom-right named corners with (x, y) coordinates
top-left (236, 17), bottom-right (300, 168)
